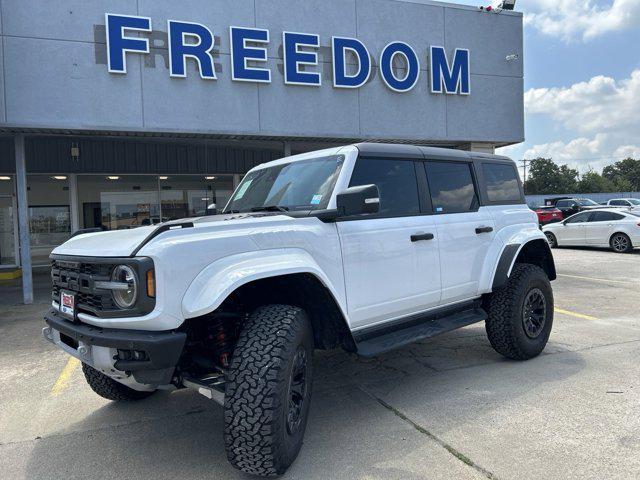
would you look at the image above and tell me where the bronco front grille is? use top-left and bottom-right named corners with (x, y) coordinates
top-left (51, 260), bottom-right (116, 315)
top-left (50, 255), bottom-right (156, 318)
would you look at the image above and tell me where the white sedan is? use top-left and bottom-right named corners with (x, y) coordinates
top-left (543, 208), bottom-right (640, 253)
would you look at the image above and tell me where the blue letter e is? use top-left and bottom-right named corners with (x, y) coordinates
top-left (106, 14), bottom-right (151, 74)
top-left (168, 20), bottom-right (216, 79)
top-left (332, 37), bottom-right (371, 88)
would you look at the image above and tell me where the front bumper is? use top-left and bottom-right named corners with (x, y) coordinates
top-left (43, 309), bottom-right (186, 387)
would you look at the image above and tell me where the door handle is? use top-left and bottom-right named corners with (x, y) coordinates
top-left (475, 226), bottom-right (494, 234)
top-left (411, 233), bottom-right (435, 242)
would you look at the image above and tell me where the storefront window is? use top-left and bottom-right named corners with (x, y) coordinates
top-left (160, 175), bottom-right (234, 220)
top-left (78, 176), bottom-right (160, 230)
top-left (0, 176), bottom-right (16, 266)
top-left (28, 175), bottom-right (71, 266)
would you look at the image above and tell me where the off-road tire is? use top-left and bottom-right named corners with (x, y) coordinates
top-left (224, 304), bottom-right (314, 476)
top-left (545, 232), bottom-right (557, 248)
top-left (485, 264), bottom-right (553, 360)
top-left (610, 232), bottom-right (633, 253)
top-left (81, 363), bottom-right (156, 401)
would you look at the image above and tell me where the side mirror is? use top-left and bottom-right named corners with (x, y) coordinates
top-left (336, 184), bottom-right (380, 217)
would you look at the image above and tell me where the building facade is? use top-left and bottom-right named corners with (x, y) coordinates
top-left (0, 0), bottom-right (523, 302)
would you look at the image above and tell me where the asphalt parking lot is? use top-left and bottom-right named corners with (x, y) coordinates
top-left (1, 247), bottom-right (639, 480)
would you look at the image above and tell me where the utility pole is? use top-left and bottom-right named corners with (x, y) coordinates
top-left (519, 159), bottom-right (532, 182)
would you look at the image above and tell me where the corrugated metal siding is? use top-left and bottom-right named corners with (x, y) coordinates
top-left (0, 136), bottom-right (279, 174)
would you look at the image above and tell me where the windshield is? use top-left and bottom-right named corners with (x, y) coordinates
top-left (629, 199), bottom-right (640, 205)
top-left (224, 155), bottom-right (344, 213)
top-left (577, 199), bottom-right (598, 206)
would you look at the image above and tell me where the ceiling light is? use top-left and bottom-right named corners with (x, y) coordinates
top-left (107, 176), bottom-right (120, 181)
top-left (52, 175), bottom-right (67, 180)
top-left (205, 176), bottom-right (216, 180)
top-left (159, 176), bottom-right (169, 180)
top-left (0, 176), bottom-right (10, 181)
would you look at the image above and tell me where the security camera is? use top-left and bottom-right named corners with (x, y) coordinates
top-left (499, 0), bottom-right (517, 10)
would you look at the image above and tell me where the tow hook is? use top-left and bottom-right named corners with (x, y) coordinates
top-left (42, 326), bottom-right (53, 342)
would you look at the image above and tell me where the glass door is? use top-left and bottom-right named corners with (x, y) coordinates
top-left (0, 196), bottom-right (17, 266)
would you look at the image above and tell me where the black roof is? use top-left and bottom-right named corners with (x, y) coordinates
top-left (353, 142), bottom-right (513, 163)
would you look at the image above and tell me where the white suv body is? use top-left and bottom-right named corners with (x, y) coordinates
top-left (43, 143), bottom-right (556, 476)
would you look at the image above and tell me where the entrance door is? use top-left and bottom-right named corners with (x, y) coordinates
top-left (0, 196), bottom-right (17, 266)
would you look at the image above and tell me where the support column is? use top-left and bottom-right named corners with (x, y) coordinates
top-left (283, 141), bottom-right (292, 157)
top-left (15, 135), bottom-right (33, 304)
top-left (68, 173), bottom-right (80, 233)
top-left (233, 174), bottom-right (242, 189)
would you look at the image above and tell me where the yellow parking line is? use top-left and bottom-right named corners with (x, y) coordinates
top-left (51, 357), bottom-right (80, 396)
top-left (555, 307), bottom-right (598, 321)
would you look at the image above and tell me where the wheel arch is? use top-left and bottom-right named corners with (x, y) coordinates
top-left (181, 249), bottom-right (355, 351)
top-left (492, 238), bottom-right (557, 290)
top-left (609, 231), bottom-right (631, 245)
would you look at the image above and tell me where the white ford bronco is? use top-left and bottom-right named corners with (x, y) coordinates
top-left (43, 143), bottom-right (555, 476)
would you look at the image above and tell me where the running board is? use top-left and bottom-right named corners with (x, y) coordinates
top-left (181, 373), bottom-right (225, 405)
top-left (353, 304), bottom-right (487, 357)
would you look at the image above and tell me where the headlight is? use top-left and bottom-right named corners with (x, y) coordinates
top-left (111, 265), bottom-right (138, 309)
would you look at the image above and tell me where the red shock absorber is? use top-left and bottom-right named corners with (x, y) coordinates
top-left (216, 326), bottom-right (230, 368)
top-left (210, 316), bottom-right (234, 369)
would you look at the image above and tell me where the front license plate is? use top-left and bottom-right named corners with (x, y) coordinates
top-left (60, 291), bottom-right (75, 318)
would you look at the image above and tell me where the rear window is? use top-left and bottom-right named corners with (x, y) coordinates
top-left (590, 211), bottom-right (625, 222)
top-left (424, 161), bottom-right (477, 214)
top-left (482, 163), bottom-right (522, 203)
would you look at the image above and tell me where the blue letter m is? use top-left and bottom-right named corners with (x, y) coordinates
top-left (430, 47), bottom-right (470, 95)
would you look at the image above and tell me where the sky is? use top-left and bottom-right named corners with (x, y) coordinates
top-left (449, 0), bottom-right (640, 174)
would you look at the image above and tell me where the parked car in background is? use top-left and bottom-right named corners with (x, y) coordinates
top-left (533, 206), bottom-right (563, 226)
top-left (549, 198), bottom-right (601, 217)
top-left (543, 208), bottom-right (640, 253)
top-left (606, 198), bottom-right (640, 208)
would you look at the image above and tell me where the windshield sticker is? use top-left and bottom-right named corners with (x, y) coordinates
top-left (234, 179), bottom-right (253, 200)
top-left (310, 194), bottom-right (323, 205)
top-left (436, 207), bottom-right (444, 212)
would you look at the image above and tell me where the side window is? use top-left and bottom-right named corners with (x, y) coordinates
top-left (556, 200), bottom-right (568, 207)
top-left (610, 200), bottom-right (624, 206)
top-left (348, 158), bottom-right (420, 217)
top-left (424, 161), bottom-right (477, 214)
top-left (565, 212), bottom-right (591, 224)
top-left (482, 163), bottom-right (522, 203)
top-left (591, 212), bottom-right (625, 222)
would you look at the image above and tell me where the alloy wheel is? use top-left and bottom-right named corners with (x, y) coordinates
top-left (286, 346), bottom-right (308, 435)
top-left (612, 235), bottom-right (629, 252)
top-left (522, 288), bottom-right (547, 339)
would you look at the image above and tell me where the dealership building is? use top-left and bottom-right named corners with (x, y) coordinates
top-left (0, 0), bottom-right (523, 302)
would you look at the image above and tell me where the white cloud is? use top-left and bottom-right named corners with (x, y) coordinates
top-left (520, 0), bottom-right (640, 41)
top-left (515, 69), bottom-right (640, 171)
top-left (524, 70), bottom-right (640, 136)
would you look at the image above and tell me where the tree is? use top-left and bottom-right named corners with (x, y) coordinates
top-left (576, 169), bottom-right (615, 194)
top-left (602, 158), bottom-right (640, 191)
top-left (524, 158), bottom-right (579, 195)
